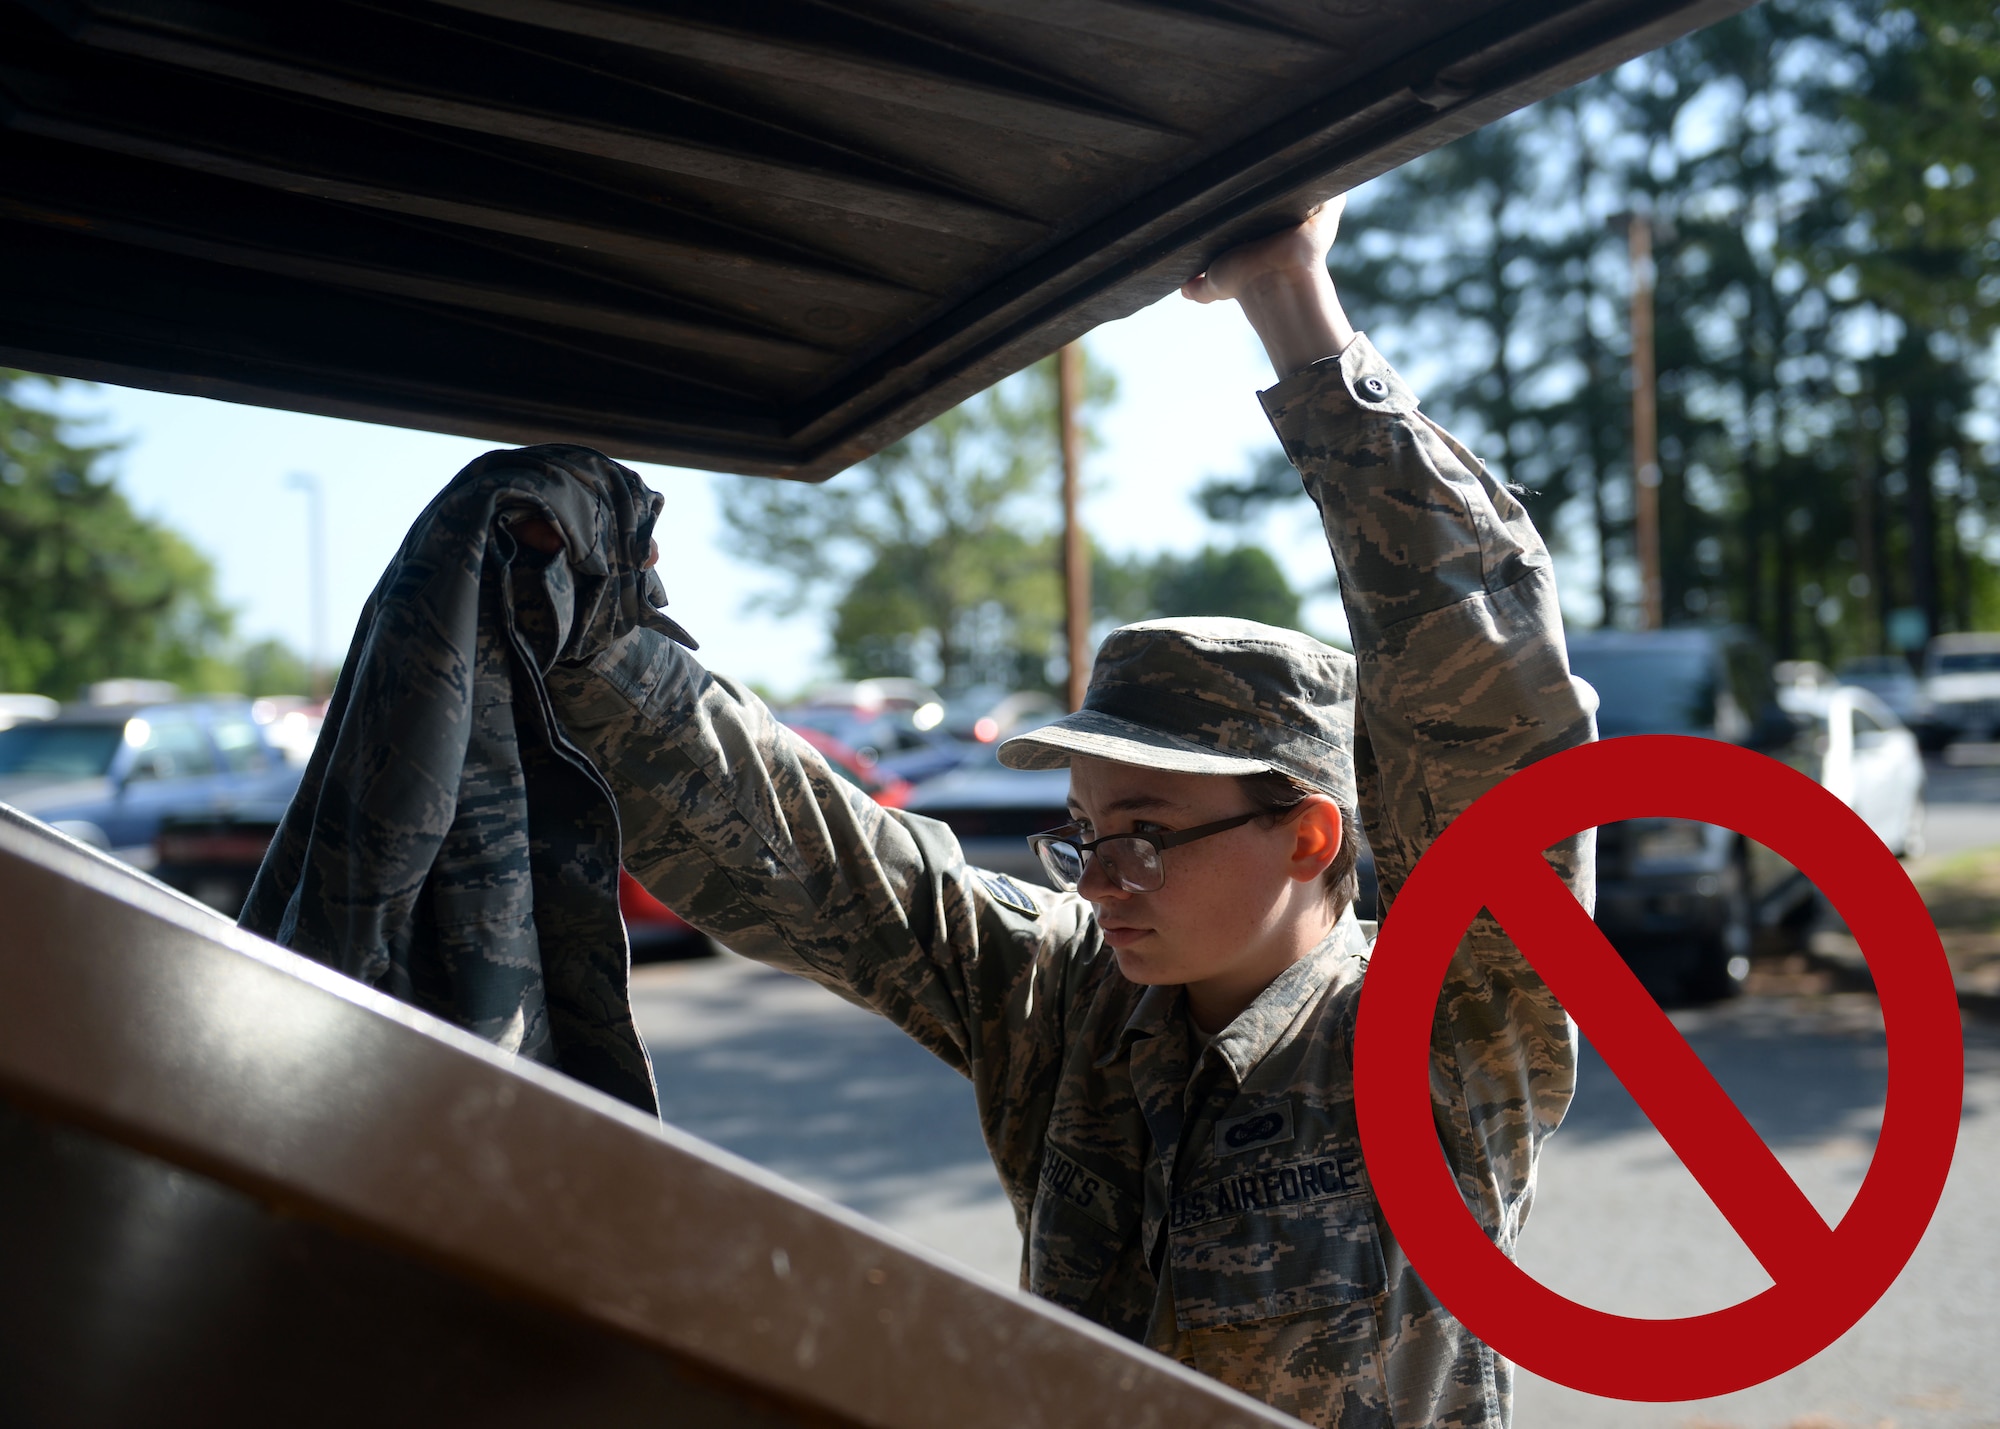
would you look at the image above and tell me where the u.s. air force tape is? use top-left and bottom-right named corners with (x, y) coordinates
top-left (978, 870), bottom-right (1040, 917)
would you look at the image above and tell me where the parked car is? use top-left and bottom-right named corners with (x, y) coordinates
top-left (154, 795), bottom-right (297, 916)
top-left (1778, 683), bottom-right (1926, 858)
top-left (784, 723), bottom-right (915, 808)
top-left (155, 788), bottom-right (719, 960)
top-left (904, 744), bottom-right (1071, 887)
top-left (156, 710), bottom-right (919, 953)
top-left (940, 686), bottom-right (1065, 745)
top-left (1834, 655), bottom-right (1936, 744)
top-left (1921, 632), bottom-right (2000, 745)
top-left (781, 704), bottom-right (965, 786)
top-left (251, 696), bottom-right (328, 766)
top-left (798, 677), bottom-right (944, 718)
top-left (0, 698), bottom-right (300, 869)
top-left (154, 794), bottom-right (720, 964)
top-left (797, 677), bottom-right (945, 739)
top-left (0, 694), bottom-right (57, 731)
top-left (1566, 628), bottom-right (1812, 1002)
top-left (618, 869), bottom-right (713, 962)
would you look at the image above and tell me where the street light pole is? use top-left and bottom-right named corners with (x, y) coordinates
top-left (286, 471), bottom-right (329, 700)
top-left (1057, 343), bottom-right (1091, 712)
top-left (1628, 213), bottom-right (1664, 631)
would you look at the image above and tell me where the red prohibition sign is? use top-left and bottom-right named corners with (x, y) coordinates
top-left (1354, 735), bottom-right (1964, 1402)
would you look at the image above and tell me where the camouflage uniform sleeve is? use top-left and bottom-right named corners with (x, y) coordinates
top-left (1260, 335), bottom-right (1594, 1246)
top-left (543, 627), bottom-right (1099, 1206)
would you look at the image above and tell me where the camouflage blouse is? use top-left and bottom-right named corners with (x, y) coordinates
top-left (547, 338), bottom-right (1597, 1428)
top-left (243, 444), bottom-right (693, 1115)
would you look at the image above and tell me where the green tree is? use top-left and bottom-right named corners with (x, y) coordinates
top-left (1317, 0), bottom-right (2000, 661)
top-left (1192, 449), bottom-right (1299, 526)
top-left (1096, 544), bottom-right (1302, 629)
top-left (1832, 0), bottom-right (2000, 639)
top-left (719, 352), bottom-right (1113, 690)
top-left (235, 636), bottom-right (313, 697)
top-left (0, 373), bottom-right (238, 696)
top-left (1840, 0), bottom-right (2000, 338)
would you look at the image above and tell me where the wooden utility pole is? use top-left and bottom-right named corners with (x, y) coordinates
top-left (1628, 214), bottom-right (1663, 631)
top-left (1057, 343), bottom-right (1091, 711)
top-left (1852, 385), bottom-right (1883, 655)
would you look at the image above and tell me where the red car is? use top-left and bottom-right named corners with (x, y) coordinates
top-left (620, 719), bottom-right (912, 961)
top-left (618, 870), bottom-right (711, 962)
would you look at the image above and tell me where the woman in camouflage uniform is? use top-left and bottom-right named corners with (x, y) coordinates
top-left (539, 199), bottom-right (1596, 1428)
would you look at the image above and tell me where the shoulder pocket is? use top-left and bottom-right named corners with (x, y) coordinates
top-left (1169, 1173), bottom-right (1386, 1331)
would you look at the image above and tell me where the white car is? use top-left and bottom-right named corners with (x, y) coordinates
top-left (0, 694), bottom-right (57, 732)
top-left (1779, 683), bottom-right (1927, 857)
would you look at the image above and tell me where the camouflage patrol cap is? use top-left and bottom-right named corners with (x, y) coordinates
top-left (998, 617), bottom-right (1356, 803)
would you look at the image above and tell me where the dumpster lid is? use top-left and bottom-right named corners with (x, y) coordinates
top-left (0, 0), bottom-right (1745, 479)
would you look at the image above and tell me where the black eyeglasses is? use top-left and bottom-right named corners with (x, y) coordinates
top-left (1026, 810), bottom-right (1265, 894)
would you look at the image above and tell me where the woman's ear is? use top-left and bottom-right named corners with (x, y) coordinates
top-left (1287, 797), bottom-right (1342, 884)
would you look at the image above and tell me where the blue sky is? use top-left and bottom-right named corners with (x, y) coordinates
top-left (53, 285), bottom-right (1362, 694)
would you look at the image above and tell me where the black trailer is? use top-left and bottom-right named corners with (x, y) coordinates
top-left (2, 0), bottom-right (1747, 479)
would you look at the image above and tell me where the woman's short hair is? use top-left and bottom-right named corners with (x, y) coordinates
top-left (1236, 769), bottom-right (1360, 914)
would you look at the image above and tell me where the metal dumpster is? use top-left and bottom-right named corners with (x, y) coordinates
top-left (0, 805), bottom-right (1298, 1429)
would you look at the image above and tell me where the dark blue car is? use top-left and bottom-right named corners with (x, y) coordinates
top-left (0, 699), bottom-right (302, 870)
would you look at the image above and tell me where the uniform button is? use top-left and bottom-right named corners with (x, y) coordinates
top-left (1360, 375), bottom-right (1388, 398)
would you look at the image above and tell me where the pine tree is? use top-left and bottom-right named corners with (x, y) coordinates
top-left (0, 373), bottom-right (238, 696)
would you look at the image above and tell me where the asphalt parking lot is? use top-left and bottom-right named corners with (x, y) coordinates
top-left (633, 956), bottom-right (1019, 1287)
top-left (1514, 997), bottom-right (2000, 1429)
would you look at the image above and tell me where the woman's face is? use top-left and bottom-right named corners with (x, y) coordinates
top-left (1063, 754), bottom-right (1340, 995)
